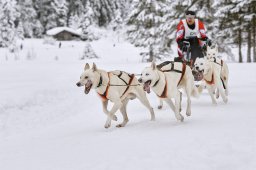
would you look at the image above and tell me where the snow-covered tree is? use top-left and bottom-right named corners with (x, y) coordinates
top-left (69, 14), bottom-right (81, 29)
top-left (53, 0), bottom-right (68, 27)
top-left (80, 2), bottom-right (96, 41)
top-left (0, 0), bottom-right (20, 47)
top-left (89, 0), bottom-right (117, 26)
top-left (17, 0), bottom-right (38, 38)
top-left (80, 43), bottom-right (99, 59)
top-left (127, 0), bottom-right (173, 62)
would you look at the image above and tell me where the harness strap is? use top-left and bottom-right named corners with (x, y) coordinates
top-left (177, 63), bottom-right (186, 86)
top-left (213, 58), bottom-right (223, 67)
top-left (98, 72), bottom-right (110, 101)
top-left (117, 71), bottom-right (128, 85)
top-left (121, 74), bottom-right (135, 98)
top-left (158, 78), bottom-right (168, 98)
top-left (153, 78), bottom-right (160, 87)
top-left (220, 77), bottom-right (226, 89)
top-left (161, 62), bottom-right (183, 73)
top-left (204, 73), bottom-right (214, 85)
top-left (161, 62), bottom-right (186, 86)
top-left (97, 76), bottom-right (103, 88)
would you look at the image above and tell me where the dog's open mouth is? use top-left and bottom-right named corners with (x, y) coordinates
top-left (84, 80), bottom-right (93, 94)
top-left (143, 80), bottom-right (151, 93)
top-left (193, 70), bottom-right (204, 81)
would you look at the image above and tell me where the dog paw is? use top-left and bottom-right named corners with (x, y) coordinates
top-left (216, 94), bottom-right (220, 99)
top-left (186, 111), bottom-right (191, 117)
top-left (157, 105), bottom-right (162, 109)
top-left (176, 114), bottom-right (184, 122)
top-left (104, 123), bottom-right (111, 129)
top-left (116, 124), bottom-right (124, 128)
top-left (112, 115), bottom-right (117, 121)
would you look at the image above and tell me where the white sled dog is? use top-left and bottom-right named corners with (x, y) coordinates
top-left (76, 63), bottom-right (155, 128)
top-left (139, 61), bottom-right (198, 122)
top-left (205, 45), bottom-right (229, 96)
top-left (194, 55), bottom-right (228, 104)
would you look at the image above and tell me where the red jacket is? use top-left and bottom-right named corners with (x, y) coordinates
top-left (176, 19), bottom-right (207, 43)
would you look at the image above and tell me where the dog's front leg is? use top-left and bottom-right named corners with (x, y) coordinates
top-left (207, 85), bottom-right (217, 105)
top-left (158, 99), bottom-right (163, 109)
top-left (102, 100), bottom-right (117, 121)
top-left (174, 92), bottom-right (184, 122)
top-left (104, 100), bottom-right (122, 129)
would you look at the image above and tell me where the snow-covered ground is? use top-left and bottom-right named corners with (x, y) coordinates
top-left (0, 35), bottom-right (256, 170)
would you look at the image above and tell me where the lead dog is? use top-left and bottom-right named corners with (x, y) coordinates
top-left (194, 57), bottom-right (228, 104)
top-left (76, 63), bottom-right (155, 128)
top-left (139, 61), bottom-right (198, 122)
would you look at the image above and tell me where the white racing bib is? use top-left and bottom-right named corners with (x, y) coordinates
top-left (182, 19), bottom-right (201, 39)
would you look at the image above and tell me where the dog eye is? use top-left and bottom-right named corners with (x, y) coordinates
top-left (84, 76), bottom-right (88, 79)
top-left (200, 63), bottom-right (203, 65)
top-left (145, 73), bottom-right (149, 76)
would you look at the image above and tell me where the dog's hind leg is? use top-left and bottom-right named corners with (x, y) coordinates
top-left (116, 98), bottom-right (129, 128)
top-left (217, 81), bottom-right (228, 104)
top-left (102, 100), bottom-right (117, 121)
top-left (135, 89), bottom-right (155, 121)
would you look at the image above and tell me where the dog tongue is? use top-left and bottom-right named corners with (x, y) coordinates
top-left (143, 83), bottom-right (151, 93)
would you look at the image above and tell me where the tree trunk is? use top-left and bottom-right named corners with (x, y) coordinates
top-left (253, 15), bottom-right (256, 62)
top-left (247, 23), bottom-right (251, 63)
top-left (148, 46), bottom-right (154, 62)
top-left (238, 28), bottom-right (243, 63)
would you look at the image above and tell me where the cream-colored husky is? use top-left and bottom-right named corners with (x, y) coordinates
top-left (194, 57), bottom-right (228, 104)
top-left (76, 63), bottom-right (155, 128)
top-left (139, 61), bottom-right (198, 122)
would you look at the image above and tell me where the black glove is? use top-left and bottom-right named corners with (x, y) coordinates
top-left (202, 37), bottom-right (212, 47)
top-left (178, 40), bottom-right (184, 49)
top-left (207, 39), bottom-right (212, 47)
top-left (178, 40), bottom-right (189, 52)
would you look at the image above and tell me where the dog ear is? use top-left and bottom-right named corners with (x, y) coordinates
top-left (92, 63), bottom-right (97, 72)
top-left (151, 61), bottom-right (156, 70)
top-left (84, 63), bottom-right (90, 71)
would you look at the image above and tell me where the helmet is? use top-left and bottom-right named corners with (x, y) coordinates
top-left (185, 10), bottom-right (196, 16)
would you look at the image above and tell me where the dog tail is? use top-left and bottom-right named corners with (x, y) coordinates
top-left (192, 85), bottom-right (200, 98)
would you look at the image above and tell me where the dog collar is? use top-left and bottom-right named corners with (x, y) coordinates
top-left (153, 79), bottom-right (160, 87)
top-left (97, 75), bottom-right (103, 88)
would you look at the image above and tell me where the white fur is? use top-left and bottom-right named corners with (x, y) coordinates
top-left (76, 63), bottom-right (155, 128)
top-left (139, 62), bottom-right (198, 122)
top-left (194, 56), bottom-right (228, 104)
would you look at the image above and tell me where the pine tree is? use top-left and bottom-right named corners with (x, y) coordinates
top-left (127, 0), bottom-right (173, 62)
top-left (53, 0), bottom-right (68, 27)
top-left (0, 0), bottom-right (20, 47)
top-left (80, 1), bottom-right (95, 41)
top-left (17, 0), bottom-right (37, 38)
top-left (89, 0), bottom-right (117, 26)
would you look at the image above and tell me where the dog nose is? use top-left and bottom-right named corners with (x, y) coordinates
top-left (138, 78), bottom-right (142, 83)
top-left (196, 66), bottom-right (199, 70)
top-left (76, 82), bottom-right (81, 87)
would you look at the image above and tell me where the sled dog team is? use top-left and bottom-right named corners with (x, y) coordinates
top-left (76, 45), bottom-right (229, 128)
